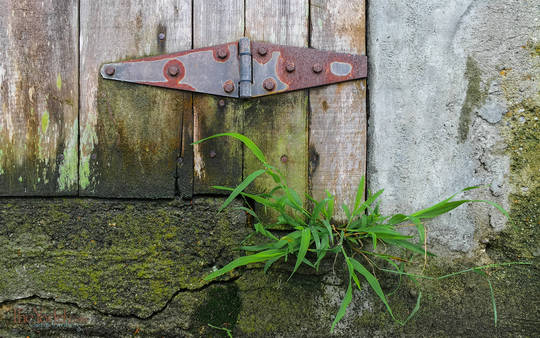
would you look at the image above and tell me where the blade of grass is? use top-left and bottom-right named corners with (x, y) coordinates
top-left (217, 169), bottom-right (266, 212)
top-left (474, 269), bottom-right (498, 327)
top-left (353, 176), bottom-right (366, 213)
top-left (330, 273), bottom-right (353, 332)
top-left (205, 249), bottom-right (286, 281)
top-left (350, 257), bottom-right (394, 320)
top-left (193, 132), bottom-right (267, 164)
top-left (290, 228), bottom-right (311, 279)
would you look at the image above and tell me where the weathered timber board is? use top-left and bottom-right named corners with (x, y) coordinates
top-left (309, 0), bottom-right (367, 221)
top-left (0, 0), bottom-right (78, 196)
top-left (79, 0), bottom-right (192, 198)
top-left (244, 0), bottom-right (309, 214)
top-left (193, 0), bottom-right (245, 194)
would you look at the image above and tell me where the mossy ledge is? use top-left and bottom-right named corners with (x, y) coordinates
top-left (0, 197), bottom-right (248, 336)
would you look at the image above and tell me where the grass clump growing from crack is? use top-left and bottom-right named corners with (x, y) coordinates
top-left (196, 132), bottom-right (530, 333)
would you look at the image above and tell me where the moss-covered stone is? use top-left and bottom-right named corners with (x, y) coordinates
top-left (0, 197), bottom-right (247, 323)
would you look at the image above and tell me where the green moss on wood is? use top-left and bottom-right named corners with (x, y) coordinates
top-left (80, 76), bottom-right (189, 197)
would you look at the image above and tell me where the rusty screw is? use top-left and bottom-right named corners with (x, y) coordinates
top-left (158, 32), bottom-right (166, 40)
top-left (209, 150), bottom-right (217, 158)
top-left (217, 48), bottom-right (228, 59)
top-left (280, 155), bottom-right (288, 163)
top-left (263, 78), bottom-right (276, 91)
top-left (168, 65), bottom-right (180, 77)
top-left (257, 46), bottom-right (268, 56)
top-left (285, 62), bottom-right (296, 73)
top-left (218, 99), bottom-right (226, 107)
top-left (312, 63), bottom-right (323, 73)
top-left (105, 66), bottom-right (115, 76)
top-left (223, 81), bottom-right (235, 93)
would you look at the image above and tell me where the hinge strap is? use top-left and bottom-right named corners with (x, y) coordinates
top-left (100, 38), bottom-right (367, 98)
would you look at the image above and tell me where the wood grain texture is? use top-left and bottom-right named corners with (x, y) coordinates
top-left (244, 0), bottom-right (309, 204)
top-left (309, 0), bottom-right (367, 221)
top-left (79, 0), bottom-right (192, 198)
top-left (0, 0), bottom-right (78, 196)
top-left (192, 0), bottom-right (245, 194)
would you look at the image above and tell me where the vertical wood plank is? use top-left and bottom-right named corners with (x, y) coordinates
top-left (310, 0), bottom-right (367, 221)
top-left (0, 0), bottom-right (78, 196)
top-left (80, 0), bottom-right (192, 198)
top-left (244, 0), bottom-right (309, 205)
top-left (192, 0), bottom-right (245, 194)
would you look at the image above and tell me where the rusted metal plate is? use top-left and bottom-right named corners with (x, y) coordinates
top-left (100, 38), bottom-right (367, 98)
top-left (250, 41), bottom-right (367, 97)
top-left (101, 42), bottom-right (240, 97)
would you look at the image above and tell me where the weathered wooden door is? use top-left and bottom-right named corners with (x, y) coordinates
top-left (0, 0), bottom-right (366, 219)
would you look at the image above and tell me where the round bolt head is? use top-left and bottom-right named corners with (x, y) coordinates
top-left (312, 63), bottom-right (323, 73)
top-left (217, 48), bottom-right (228, 59)
top-left (105, 66), bottom-right (115, 76)
top-left (158, 32), bottom-right (166, 40)
top-left (168, 65), bottom-right (180, 77)
top-left (209, 150), bottom-right (217, 158)
top-left (263, 78), bottom-right (276, 91)
top-left (218, 99), bottom-right (226, 107)
top-left (258, 46), bottom-right (268, 56)
top-left (280, 155), bottom-right (288, 163)
top-left (285, 62), bottom-right (296, 73)
top-left (223, 80), bottom-right (235, 93)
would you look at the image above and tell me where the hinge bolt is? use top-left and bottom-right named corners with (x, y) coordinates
top-left (218, 99), bottom-right (226, 107)
top-left (285, 62), bottom-right (296, 73)
top-left (263, 78), bottom-right (276, 91)
top-left (105, 66), bottom-right (115, 76)
top-left (168, 65), bottom-right (180, 77)
top-left (158, 32), bottom-right (166, 40)
top-left (312, 63), bottom-right (323, 73)
top-left (257, 46), bottom-right (268, 56)
top-left (280, 155), bottom-right (288, 163)
top-left (223, 80), bottom-right (235, 93)
top-left (217, 48), bottom-right (228, 59)
top-left (209, 150), bottom-right (217, 158)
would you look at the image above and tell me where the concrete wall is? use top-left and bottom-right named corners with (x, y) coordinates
top-left (368, 0), bottom-right (538, 254)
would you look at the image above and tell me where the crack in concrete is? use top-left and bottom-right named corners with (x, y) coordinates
top-left (0, 277), bottom-right (241, 321)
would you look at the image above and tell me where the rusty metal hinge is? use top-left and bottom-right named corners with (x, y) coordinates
top-left (100, 38), bottom-right (367, 98)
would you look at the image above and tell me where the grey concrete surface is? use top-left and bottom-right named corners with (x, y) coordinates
top-left (367, 0), bottom-right (539, 252)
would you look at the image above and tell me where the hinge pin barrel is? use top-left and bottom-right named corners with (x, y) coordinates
top-left (238, 37), bottom-right (252, 98)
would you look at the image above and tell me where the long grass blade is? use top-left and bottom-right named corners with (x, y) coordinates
top-left (330, 276), bottom-right (353, 332)
top-left (403, 291), bottom-right (422, 325)
top-left (205, 249), bottom-right (285, 281)
top-left (193, 132), bottom-right (267, 164)
top-left (353, 176), bottom-right (366, 213)
top-left (350, 257), bottom-right (394, 319)
top-left (487, 277), bottom-right (497, 327)
top-left (290, 228), bottom-right (311, 279)
top-left (218, 169), bottom-right (266, 212)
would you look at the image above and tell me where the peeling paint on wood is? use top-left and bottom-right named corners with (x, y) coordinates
top-left (79, 0), bottom-right (192, 198)
top-left (309, 0), bottom-right (367, 221)
top-left (0, 0), bottom-right (78, 195)
top-left (193, 0), bottom-right (245, 194)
